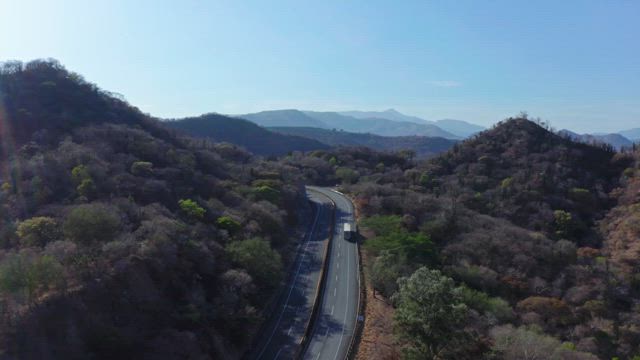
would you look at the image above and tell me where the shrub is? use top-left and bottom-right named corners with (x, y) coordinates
top-left (253, 185), bottom-right (281, 204)
top-left (16, 217), bottom-right (61, 247)
top-left (553, 239), bottom-right (577, 264)
top-left (71, 164), bottom-right (91, 184)
top-left (130, 161), bottom-right (153, 176)
top-left (553, 210), bottom-right (574, 238)
top-left (460, 286), bottom-right (513, 321)
top-left (63, 204), bottom-right (121, 244)
top-left (490, 325), bottom-right (560, 360)
top-left (178, 199), bottom-right (205, 220)
top-left (0, 252), bottom-right (64, 302)
top-left (370, 250), bottom-right (407, 297)
top-left (335, 167), bottom-right (359, 184)
top-left (393, 267), bottom-right (468, 359)
top-left (569, 188), bottom-right (593, 205)
top-left (216, 216), bottom-right (241, 233)
top-left (226, 238), bottom-right (282, 288)
top-left (77, 178), bottom-right (97, 198)
top-left (361, 215), bottom-right (403, 236)
top-left (517, 296), bottom-right (572, 326)
top-left (501, 177), bottom-right (514, 189)
top-left (1, 182), bottom-right (11, 193)
top-left (623, 167), bottom-right (635, 178)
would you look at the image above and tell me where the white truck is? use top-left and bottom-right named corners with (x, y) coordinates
top-left (343, 223), bottom-right (352, 240)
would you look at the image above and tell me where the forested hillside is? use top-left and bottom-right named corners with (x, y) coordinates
top-left (0, 60), bottom-right (308, 359)
top-left (270, 126), bottom-right (457, 158)
top-left (280, 117), bottom-right (639, 359)
top-left (165, 114), bottom-right (329, 156)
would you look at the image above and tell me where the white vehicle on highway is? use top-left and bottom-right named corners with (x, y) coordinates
top-left (343, 223), bottom-right (352, 240)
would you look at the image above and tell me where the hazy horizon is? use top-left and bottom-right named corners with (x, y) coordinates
top-left (2, 0), bottom-right (638, 133)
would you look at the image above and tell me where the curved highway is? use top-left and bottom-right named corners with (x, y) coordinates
top-left (303, 187), bottom-right (360, 360)
top-left (249, 188), bottom-right (333, 360)
top-left (248, 186), bottom-right (359, 360)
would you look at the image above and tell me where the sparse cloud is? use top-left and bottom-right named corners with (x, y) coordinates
top-left (429, 80), bottom-right (462, 88)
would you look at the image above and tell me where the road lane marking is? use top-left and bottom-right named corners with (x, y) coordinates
top-left (287, 325), bottom-right (293, 336)
top-left (337, 263), bottom-right (339, 269)
top-left (274, 348), bottom-right (282, 359)
top-left (336, 275), bottom-right (338, 281)
top-left (334, 287), bottom-right (337, 297)
top-left (255, 202), bottom-right (322, 360)
top-left (331, 305), bottom-right (334, 315)
top-left (333, 238), bottom-right (350, 360)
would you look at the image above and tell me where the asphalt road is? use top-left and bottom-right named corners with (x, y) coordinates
top-left (303, 187), bottom-right (360, 360)
top-left (250, 188), bottom-right (333, 360)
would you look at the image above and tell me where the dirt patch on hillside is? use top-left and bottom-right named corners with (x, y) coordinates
top-left (355, 249), bottom-right (401, 360)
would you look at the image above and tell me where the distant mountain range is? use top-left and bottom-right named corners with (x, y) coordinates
top-left (165, 113), bottom-right (329, 156)
top-left (237, 109), bottom-right (485, 139)
top-left (338, 109), bottom-right (485, 137)
top-left (559, 129), bottom-right (637, 150)
top-left (619, 128), bottom-right (640, 142)
top-left (171, 108), bottom-right (638, 156)
top-left (270, 127), bottom-right (457, 158)
top-left (164, 113), bottom-right (457, 157)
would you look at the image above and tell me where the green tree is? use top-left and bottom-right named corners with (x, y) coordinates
top-left (77, 178), bottom-right (97, 198)
top-left (371, 250), bottom-right (407, 297)
top-left (335, 167), bottom-right (359, 184)
top-left (71, 164), bottom-right (91, 184)
top-left (253, 185), bottom-right (281, 204)
top-left (71, 164), bottom-right (96, 198)
top-left (419, 172), bottom-right (432, 188)
top-left (130, 161), bottom-right (154, 176)
top-left (178, 199), bottom-right (205, 220)
top-left (0, 252), bottom-right (64, 303)
top-left (16, 217), bottom-right (60, 247)
top-left (1, 182), bottom-right (11, 193)
top-left (216, 216), bottom-right (241, 233)
top-left (393, 267), bottom-right (468, 360)
top-left (63, 204), bottom-right (121, 244)
top-left (362, 215), bottom-right (403, 237)
top-left (226, 238), bottom-right (282, 288)
top-left (553, 210), bottom-right (574, 238)
top-left (363, 215), bottom-right (436, 266)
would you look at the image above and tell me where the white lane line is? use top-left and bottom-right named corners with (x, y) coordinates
top-left (287, 325), bottom-right (293, 336)
top-left (255, 202), bottom-right (322, 360)
top-left (334, 287), bottom-right (337, 297)
top-left (337, 263), bottom-right (339, 269)
top-left (333, 239), bottom-right (351, 360)
top-left (336, 275), bottom-right (338, 281)
top-left (331, 305), bottom-right (335, 315)
top-left (274, 348), bottom-right (282, 359)
top-left (337, 252), bottom-right (340, 258)
top-left (315, 352), bottom-right (321, 360)
top-left (338, 243), bottom-right (341, 249)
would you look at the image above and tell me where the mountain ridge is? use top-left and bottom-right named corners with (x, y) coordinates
top-left (270, 126), bottom-right (457, 158)
top-left (239, 109), bottom-right (461, 139)
top-left (164, 113), bottom-right (329, 156)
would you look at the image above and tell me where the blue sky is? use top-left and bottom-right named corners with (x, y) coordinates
top-left (1, 0), bottom-right (638, 132)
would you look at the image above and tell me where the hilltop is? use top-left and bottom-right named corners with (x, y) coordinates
top-left (279, 117), bottom-right (636, 359)
top-left (559, 129), bottom-right (634, 150)
top-left (0, 60), bottom-right (310, 359)
top-left (240, 109), bottom-right (326, 128)
top-left (423, 118), bottom-right (628, 242)
top-left (165, 114), bottom-right (329, 156)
